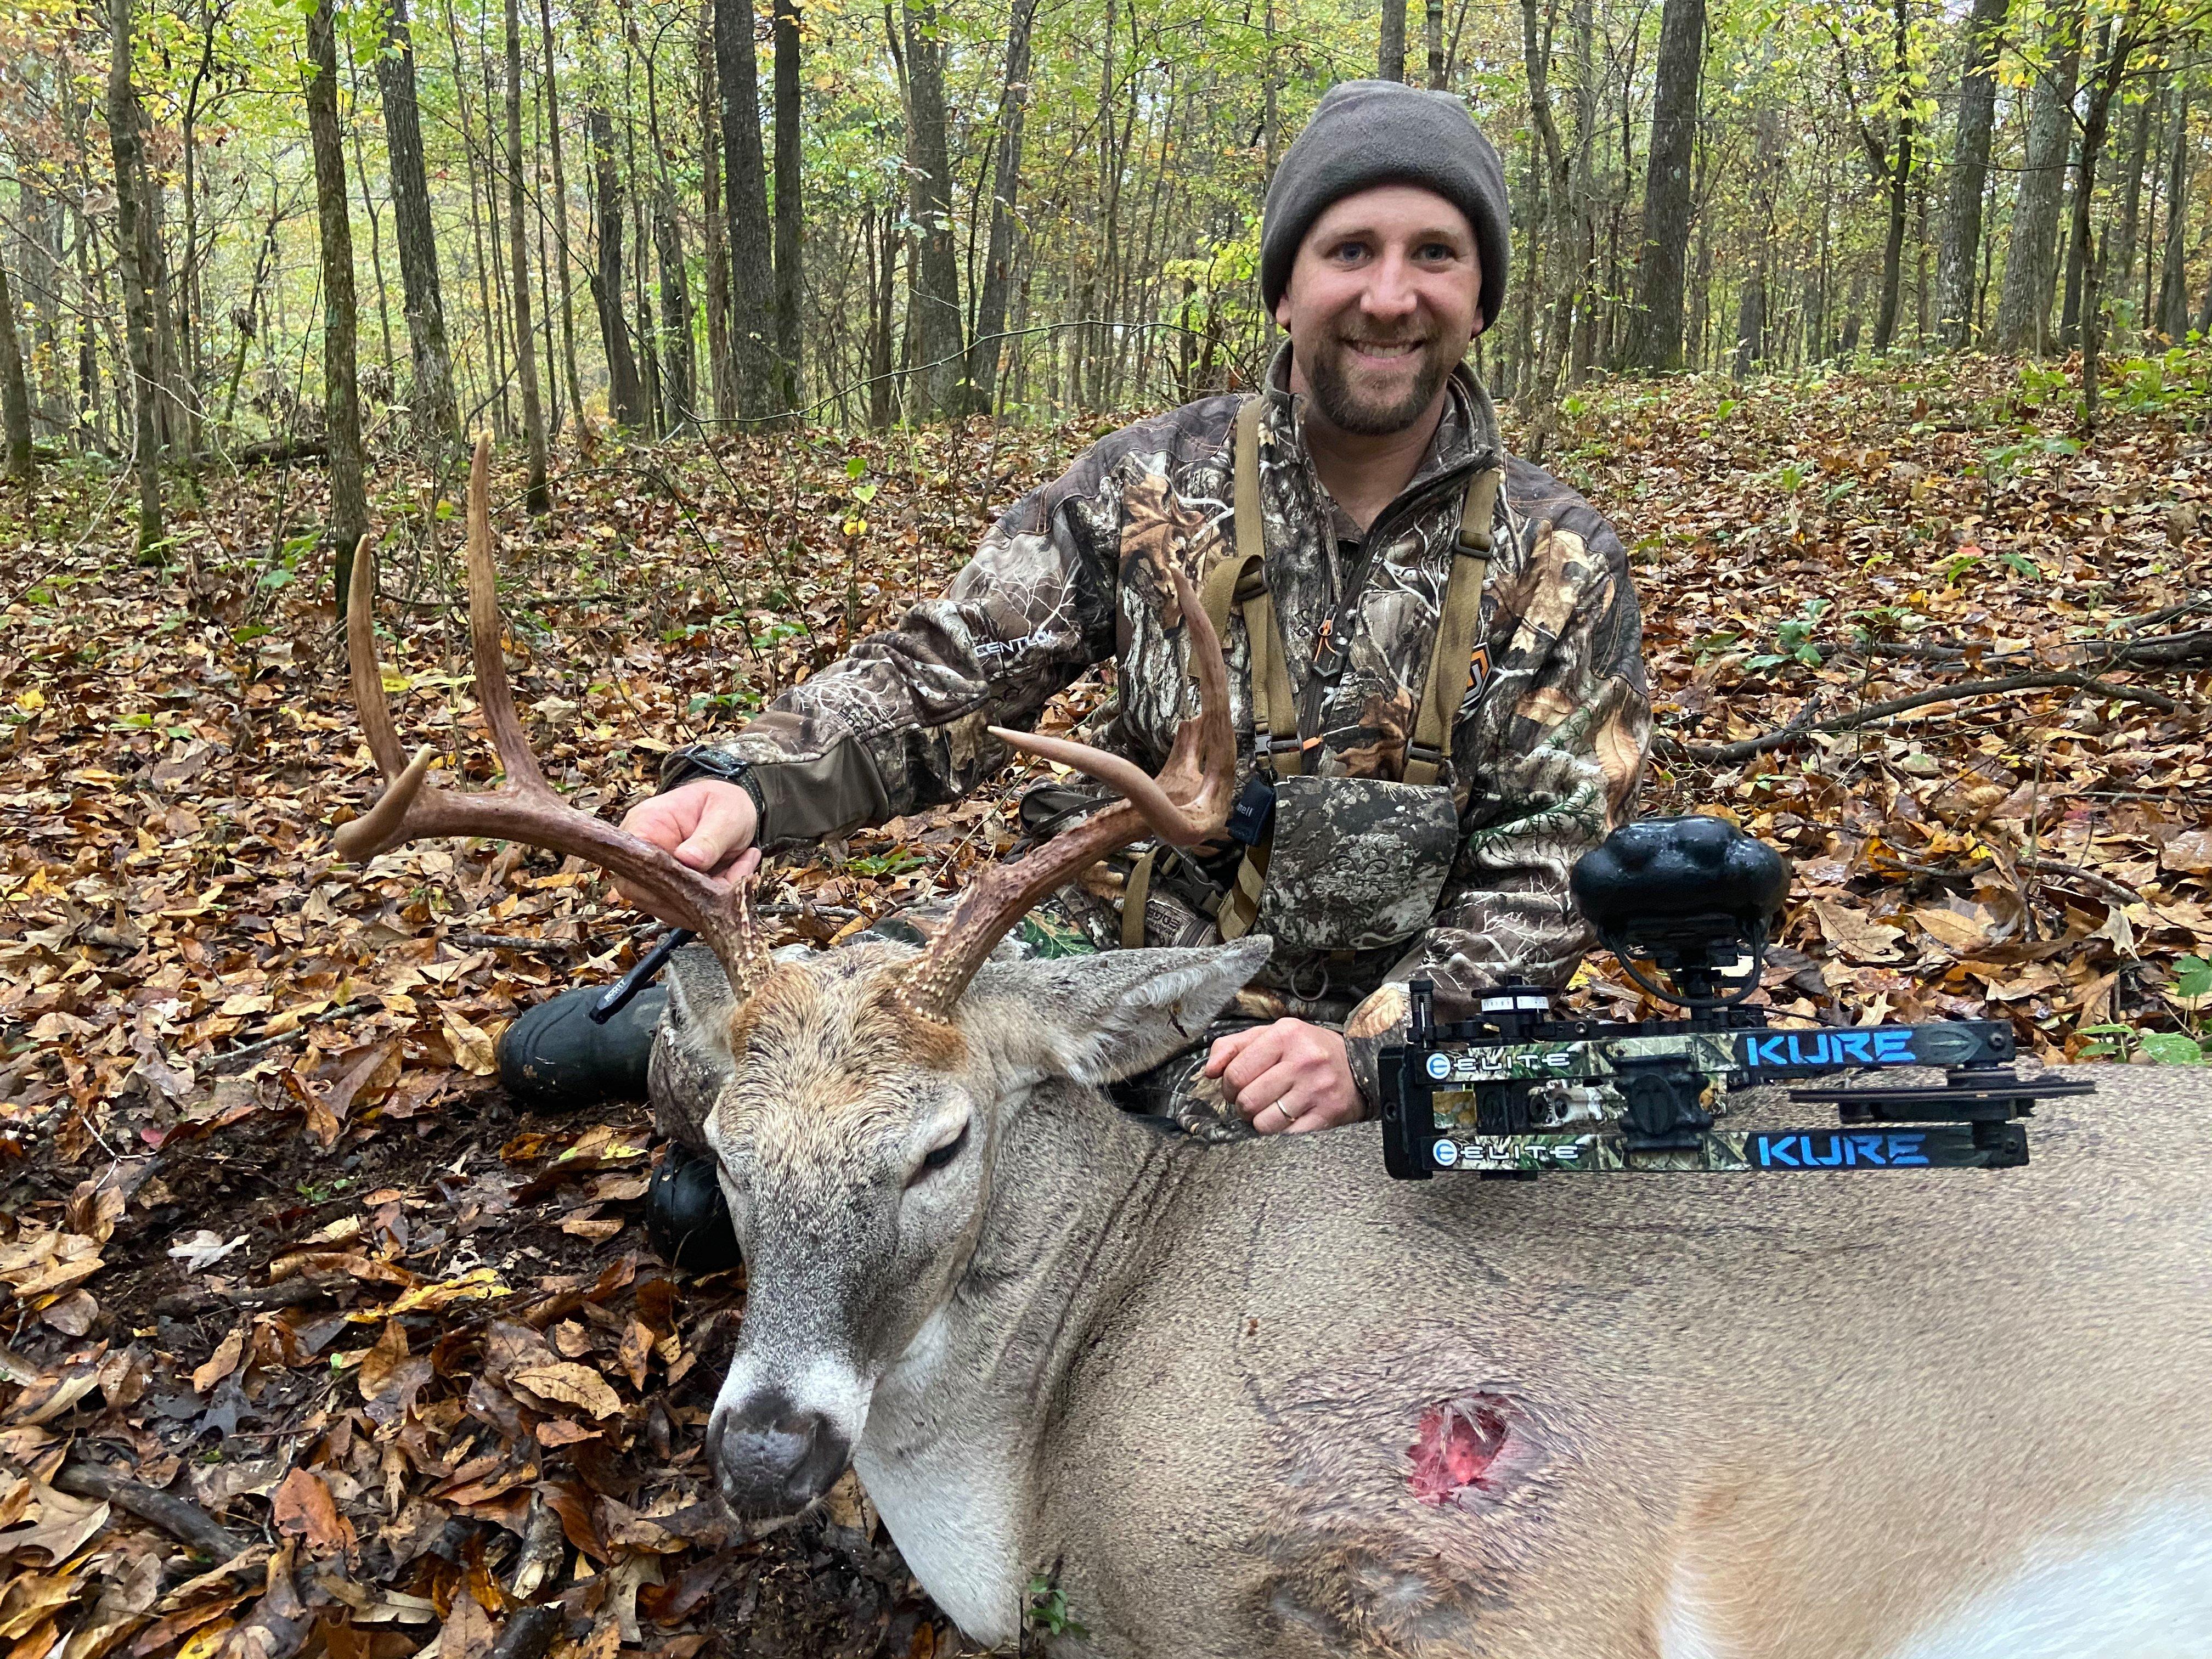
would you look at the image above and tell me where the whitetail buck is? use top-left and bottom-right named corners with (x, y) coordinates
top-left (340, 439), bottom-right (2212, 1658)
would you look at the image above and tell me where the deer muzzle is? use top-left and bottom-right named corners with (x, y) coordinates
top-left (707, 1384), bottom-right (854, 1517)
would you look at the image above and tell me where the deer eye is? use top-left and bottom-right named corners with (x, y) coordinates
top-left (911, 1123), bottom-right (969, 1186)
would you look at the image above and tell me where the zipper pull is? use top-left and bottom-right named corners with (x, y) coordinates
top-left (1311, 616), bottom-right (1345, 679)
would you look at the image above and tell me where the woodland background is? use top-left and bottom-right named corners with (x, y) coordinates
top-left (2, 0), bottom-right (2211, 1656)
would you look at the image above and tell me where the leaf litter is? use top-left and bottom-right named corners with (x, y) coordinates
top-left (0, 355), bottom-right (2206, 1659)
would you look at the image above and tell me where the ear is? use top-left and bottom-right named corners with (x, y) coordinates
top-left (970, 938), bottom-right (1273, 1087)
top-left (663, 942), bottom-right (740, 1071)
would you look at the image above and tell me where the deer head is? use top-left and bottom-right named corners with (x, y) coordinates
top-left (338, 437), bottom-right (1263, 1520)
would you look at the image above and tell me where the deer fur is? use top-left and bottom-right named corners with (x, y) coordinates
top-left (650, 936), bottom-right (2212, 1658)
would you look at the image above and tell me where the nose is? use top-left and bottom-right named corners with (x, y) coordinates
top-left (707, 1389), bottom-right (851, 1517)
top-left (1362, 251), bottom-right (1421, 319)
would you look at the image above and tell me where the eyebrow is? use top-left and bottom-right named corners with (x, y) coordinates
top-left (1321, 227), bottom-right (1472, 245)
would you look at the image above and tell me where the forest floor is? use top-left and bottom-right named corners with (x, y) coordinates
top-left (2, 348), bottom-right (2208, 1659)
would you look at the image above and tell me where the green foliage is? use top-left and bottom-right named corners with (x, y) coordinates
top-left (1025, 1573), bottom-right (1087, 1638)
top-left (1746, 596), bottom-right (1829, 668)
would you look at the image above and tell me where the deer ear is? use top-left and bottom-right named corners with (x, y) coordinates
top-left (974, 938), bottom-right (1273, 1087)
top-left (663, 943), bottom-right (741, 1072)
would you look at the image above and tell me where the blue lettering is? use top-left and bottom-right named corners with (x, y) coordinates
top-left (1849, 1135), bottom-right (1887, 1166)
top-left (1884, 1133), bottom-right (1929, 1166)
top-left (1872, 1030), bottom-right (1914, 1063)
top-left (1758, 1136), bottom-right (1799, 1167)
top-left (1836, 1031), bottom-right (1872, 1063)
top-left (1810, 1135), bottom-right (1844, 1167)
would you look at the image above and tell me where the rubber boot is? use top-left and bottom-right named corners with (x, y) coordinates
top-left (495, 984), bottom-right (666, 1111)
top-left (646, 1143), bottom-right (742, 1272)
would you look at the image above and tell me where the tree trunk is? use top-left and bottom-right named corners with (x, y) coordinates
top-left (2112, 82), bottom-right (2157, 334)
top-left (588, 108), bottom-right (647, 426)
top-left (2161, 80), bottom-right (2193, 338)
top-left (1873, 0), bottom-right (1913, 351)
top-left (715, 0), bottom-right (777, 418)
top-left (0, 259), bottom-right (34, 482)
top-left (536, 0), bottom-right (584, 427)
top-left (1379, 0), bottom-right (1403, 80)
top-left (2076, 23), bottom-right (2136, 430)
top-left (504, 0), bottom-right (549, 512)
top-left (1426, 0), bottom-right (1444, 87)
top-left (772, 0), bottom-right (802, 410)
top-left (1936, 0), bottom-right (2005, 347)
top-left (374, 0), bottom-right (460, 449)
top-left (963, 0), bottom-right (1039, 414)
top-left (868, 207), bottom-right (896, 426)
top-left (699, 18), bottom-right (734, 424)
top-left (307, 0), bottom-right (368, 610)
top-left (107, 0), bottom-right (162, 555)
top-left (1993, 6), bottom-right (2082, 353)
top-left (656, 197), bottom-right (696, 431)
top-left (902, 0), bottom-right (964, 416)
top-left (1622, 0), bottom-right (1703, 370)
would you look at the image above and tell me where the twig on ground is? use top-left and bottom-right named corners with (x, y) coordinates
top-left (52, 1462), bottom-right (252, 1560)
top-left (205, 1001), bottom-right (376, 1072)
top-left (1661, 670), bottom-right (2182, 764)
top-left (449, 933), bottom-right (591, 953)
top-left (485, 1606), bottom-right (563, 1659)
top-left (2018, 857), bottom-right (2144, 907)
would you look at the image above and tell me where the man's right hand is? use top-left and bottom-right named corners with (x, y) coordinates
top-left (618, 779), bottom-right (760, 918)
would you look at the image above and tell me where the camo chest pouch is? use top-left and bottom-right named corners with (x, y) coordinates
top-left (1182, 396), bottom-right (1503, 959)
top-left (1245, 774), bottom-right (1460, 953)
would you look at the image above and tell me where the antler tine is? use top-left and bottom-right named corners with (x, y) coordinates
top-left (345, 531), bottom-right (409, 781)
top-left (332, 440), bottom-right (777, 1005)
top-left (464, 434), bottom-right (550, 797)
top-left (898, 568), bottom-right (1235, 1024)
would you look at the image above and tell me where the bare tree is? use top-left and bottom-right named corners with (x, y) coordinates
top-left (0, 258), bottom-right (33, 481)
top-left (505, 0), bottom-right (550, 512)
top-left (1936, 0), bottom-right (2008, 346)
top-left (588, 107), bottom-right (648, 426)
top-left (307, 0), bottom-right (369, 607)
top-left (1993, 4), bottom-right (2083, 352)
top-left (963, 0), bottom-right (1039, 414)
top-left (1622, 0), bottom-right (1705, 370)
top-left (772, 0), bottom-right (802, 408)
top-left (106, 0), bottom-right (162, 555)
top-left (714, 0), bottom-right (776, 417)
top-left (901, 0), bottom-right (964, 415)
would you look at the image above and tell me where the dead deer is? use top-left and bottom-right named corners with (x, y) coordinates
top-left (338, 437), bottom-right (2212, 1658)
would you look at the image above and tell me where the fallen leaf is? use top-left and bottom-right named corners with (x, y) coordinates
top-left (1810, 900), bottom-right (1906, 963)
top-left (269, 1469), bottom-right (356, 1558)
top-left (442, 1014), bottom-right (498, 1077)
top-left (192, 1328), bottom-right (246, 1396)
top-left (511, 1363), bottom-right (622, 1421)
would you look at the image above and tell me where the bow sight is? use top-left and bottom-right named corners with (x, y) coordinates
top-left (1379, 815), bottom-right (2091, 1181)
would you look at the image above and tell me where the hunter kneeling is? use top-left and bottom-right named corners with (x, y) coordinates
top-left (496, 81), bottom-right (1650, 1249)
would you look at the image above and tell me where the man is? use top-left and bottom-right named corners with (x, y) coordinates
top-left (501, 82), bottom-right (1647, 1183)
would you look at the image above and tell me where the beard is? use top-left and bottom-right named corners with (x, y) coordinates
top-left (1303, 329), bottom-right (1457, 436)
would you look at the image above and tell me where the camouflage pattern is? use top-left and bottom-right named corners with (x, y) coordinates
top-left (1251, 776), bottom-right (1461, 955)
top-left (674, 342), bottom-right (1650, 1115)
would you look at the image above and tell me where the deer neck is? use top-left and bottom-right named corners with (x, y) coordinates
top-left (853, 1080), bottom-right (1185, 1645)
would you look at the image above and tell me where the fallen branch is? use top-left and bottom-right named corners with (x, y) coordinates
top-left (2018, 857), bottom-right (2143, 908)
top-left (486, 1606), bottom-right (563, 1659)
top-left (205, 1001), bottom-right (377, 1072)
top-left (53, 1462), bottom-right (252, 1560)
top-left (1660, 670), bottom-right (2181, 765)
top-left (1830, 627), bottom-right (2211, 672)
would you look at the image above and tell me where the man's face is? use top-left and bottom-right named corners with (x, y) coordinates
top-left (1274, 185), bottom-right (1483, 437)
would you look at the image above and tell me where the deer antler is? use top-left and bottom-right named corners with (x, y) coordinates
top-left (335, 435), bottom-right (776, 1003)
top-left (896, 567), bottom-right (1237, 1023)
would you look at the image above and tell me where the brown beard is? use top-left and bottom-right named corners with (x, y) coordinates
top-left (1304, 331), bottom-right (1455, 436)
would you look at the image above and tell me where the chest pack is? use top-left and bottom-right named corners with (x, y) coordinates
top-left (1120, 396), bottom-right (1503, 960)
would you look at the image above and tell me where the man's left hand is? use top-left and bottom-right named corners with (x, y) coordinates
top-left (1206, 1019), bottom-right (1363, 1135)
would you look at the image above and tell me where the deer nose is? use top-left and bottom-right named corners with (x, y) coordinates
top-left (708, 1390), bottom-right (850, 1517)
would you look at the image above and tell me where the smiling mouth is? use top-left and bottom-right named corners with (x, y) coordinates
top-left (1345, 338), bottom-right (1426, 361)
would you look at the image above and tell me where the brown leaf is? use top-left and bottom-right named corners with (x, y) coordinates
top-left (442, 1014), bottom-right (499, 1077)
top-left (2162, 828), bottom-right (2212, 874)
top-left (193, 1328), bottom-right (246, 1396)
top-left (511, 1363), bottom-right (622, 1421)
top-left (269, 1470), bottom-right (355, 1559)
top-left (617, 1322), bottom-right (652, 1392)
top-left (356, 1321), bottom-right (410, 1402)
top-left (321, 1041), bottom-right (402, 1124)
top-left (1809, 899), bottom-right (1906, 964)
top-left (40, 1292), bottom-right (97, 1338)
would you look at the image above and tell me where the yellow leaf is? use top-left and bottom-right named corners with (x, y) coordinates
top-left (371, 1267), bottom-right (509, 1318)
top-left (442, 1013), bottom-right (498, 1076)
top-left (380, 673), bottom-right (412, 693)
top-left (15, 689), bottom-right (44, 711)
top-left (511, 1362), bottom-right (623, 1420)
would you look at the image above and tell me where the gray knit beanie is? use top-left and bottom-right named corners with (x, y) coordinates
top-left (1261, 80), bottom-right (1510, 330)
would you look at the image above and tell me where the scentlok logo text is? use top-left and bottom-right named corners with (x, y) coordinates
top-left (1750, 1132), bottom-right (1929, 1168)
top-left (1739, 1030), bottom-right (1917, 1069)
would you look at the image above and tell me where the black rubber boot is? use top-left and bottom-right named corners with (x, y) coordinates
top-left (647, 1143), bottom-right (742, 1273)
top-left (496, 984), bottom-right (666, 1111)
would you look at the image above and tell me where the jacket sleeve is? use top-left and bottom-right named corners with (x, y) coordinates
top-left (662, 470), bottom-right (1124, 851)
top-left (1342, 493), bottom-right (1651, 1110)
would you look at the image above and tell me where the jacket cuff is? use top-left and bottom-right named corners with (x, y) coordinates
top-left (660, 735), bottom-right (894, 853)
top-left (1340, 982), bottom-right (1414, 1120)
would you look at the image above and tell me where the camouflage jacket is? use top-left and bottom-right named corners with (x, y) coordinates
top-left (670, 345), bottom-right (1650, 1110)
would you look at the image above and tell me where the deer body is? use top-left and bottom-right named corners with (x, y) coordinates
top-left (341, 450), bottom-right (2212, 1659)
top-left (822, 1053), bottom-right (2212, 1658)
